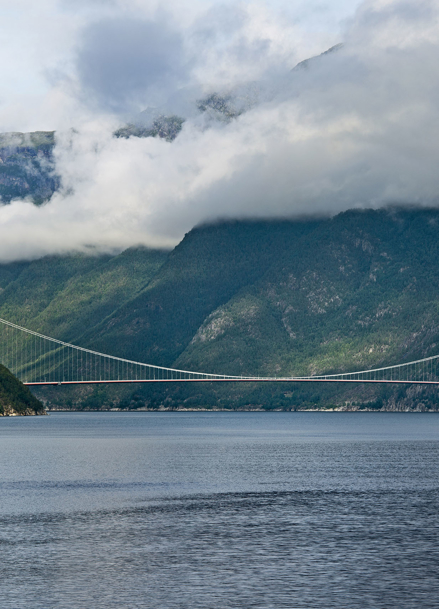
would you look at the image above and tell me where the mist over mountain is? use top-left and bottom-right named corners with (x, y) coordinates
top-left (0, 44), bottom-right (345, 208)
top-left (0, 0), bottom-right (439, 261)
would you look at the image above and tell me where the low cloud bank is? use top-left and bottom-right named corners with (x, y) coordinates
top-left (0, 0), bottom-right (439, 261)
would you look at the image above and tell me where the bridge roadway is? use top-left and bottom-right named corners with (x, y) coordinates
top-left (23, 378), bottom-right (439, 386)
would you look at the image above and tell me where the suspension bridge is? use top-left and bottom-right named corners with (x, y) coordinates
top-left (0, 316), bottom-right (438, 386)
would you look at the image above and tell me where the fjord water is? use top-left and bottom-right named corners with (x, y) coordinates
top-left (1, 412), bottom-right (438, 609)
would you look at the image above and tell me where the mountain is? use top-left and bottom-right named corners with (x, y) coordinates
top-left (0, 131), bottom-right (60, 204)
top-left (1, 208), bottom-right (439, 411)
top-left (0, 364), bottom-right (45, 416)
top-left (293, 43), bottom-right (343, 71)
top-left (114, 115), bottom-right (185, 142)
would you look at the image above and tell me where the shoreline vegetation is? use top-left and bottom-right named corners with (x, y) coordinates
top-left (0, 364), bottom-right (46, 416)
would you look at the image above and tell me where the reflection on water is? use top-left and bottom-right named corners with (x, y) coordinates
top-left (0, 412), bottom-right (438, 608)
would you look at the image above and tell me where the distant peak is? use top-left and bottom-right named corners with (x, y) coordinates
top-left (293, 43), bottom-right (344, 71)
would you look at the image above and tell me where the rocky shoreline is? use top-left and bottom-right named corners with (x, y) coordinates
top-left (0, 406), bottom-right (47, 416)
top-left (46, 404), bottom-right (439, 413)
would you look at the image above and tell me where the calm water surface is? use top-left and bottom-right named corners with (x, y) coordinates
top-left (0, 411), bottom-right (438, 608)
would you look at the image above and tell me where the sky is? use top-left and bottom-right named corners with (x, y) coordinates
top-left (0, 0), bottom-right (438, 260)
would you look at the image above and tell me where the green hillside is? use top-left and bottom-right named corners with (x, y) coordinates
top-left (83, 220), bottom-right (320, 364)
top-left (0, 247), bottom-right (168, 341)
top-left (1, 208), bottom-right (439, 411)
top-left (0, 364), bottom-right (45, 416)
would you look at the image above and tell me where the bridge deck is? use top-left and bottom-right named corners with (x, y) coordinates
top-left (24, 378), bottom-right (439, 386)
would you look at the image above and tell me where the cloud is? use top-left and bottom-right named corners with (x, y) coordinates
top-left (77, 17), bottom-right (189, 113)
top-left (0, 0), bottom-right (438, 261)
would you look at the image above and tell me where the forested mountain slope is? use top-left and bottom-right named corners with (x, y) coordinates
top-left (0, 247), bottom-right (168, 342)
top-left (1, 208), bottom-right (439, 410)
top-left (82, 220), bottom-right (320, 365)
top-left (178, 209), bottom-right (439, 377)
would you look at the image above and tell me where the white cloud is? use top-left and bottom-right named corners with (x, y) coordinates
top-left (1, 0), bottom-right (437, 261)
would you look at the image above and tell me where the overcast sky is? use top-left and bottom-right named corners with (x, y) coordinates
top-left (0, 0), bottom-right (438, 260)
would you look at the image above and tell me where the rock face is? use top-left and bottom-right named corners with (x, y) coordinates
top-left (114, 115), bottom-right (185, 142)
top-left (0, 131), bottom-right (60, 204)
top-left (0, 364), bottom-right (46, 416)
